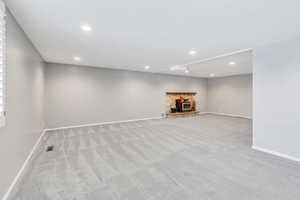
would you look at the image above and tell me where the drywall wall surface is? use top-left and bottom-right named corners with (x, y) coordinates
top-left (253, 37), bottom-right (300, 159)
top-left (207, 74), bottom-right (252, 118)
top-left (45, 63), bottom-right (207, 128)
top-left (0, 10), bottom-right (45, 198)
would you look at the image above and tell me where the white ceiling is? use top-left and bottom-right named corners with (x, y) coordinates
top-left (6, 0), bottom-right (300, 77)
top-left (187, 50), bottom-right (252, 78)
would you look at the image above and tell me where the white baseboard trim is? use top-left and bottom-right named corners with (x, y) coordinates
top-left (1, 116), bottom-right (163, 199)
top-left (45, 116), bottom-right (164, 131)
top-left (202, 112), bottom-right (252, 119)
top-left (2, 129), bottom-right (47, 200)
top-left (252, 146), bottom-right (300, 163)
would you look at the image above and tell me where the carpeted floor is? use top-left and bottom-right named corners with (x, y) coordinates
top-left (13, 114), bottom-right (300, 199)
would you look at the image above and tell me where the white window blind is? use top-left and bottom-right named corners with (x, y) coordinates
top-left (0, 0), bottom-right (5, 127)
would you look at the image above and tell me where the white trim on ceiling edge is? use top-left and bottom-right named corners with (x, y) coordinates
top-left (202, 112), bottom-right (252, 119)
top-left (1, 129), bottom-right (47, 200)
top-left (45, 116), bottom-right (164, 131)
top-left (252, 146), bottom-right (300, 163)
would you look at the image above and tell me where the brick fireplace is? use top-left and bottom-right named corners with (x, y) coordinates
top-left (165, 92), bottom-right (199, 116)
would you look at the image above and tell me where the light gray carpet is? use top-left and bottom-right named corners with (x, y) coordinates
top-left (12, 114), bottom-right (300, 199)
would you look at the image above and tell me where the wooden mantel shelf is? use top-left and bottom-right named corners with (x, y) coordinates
top-left (166, 92), bottom-right (197, 95)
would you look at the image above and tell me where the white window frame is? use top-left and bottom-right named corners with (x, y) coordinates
top-left (0, 0), bottom-right (6, 127)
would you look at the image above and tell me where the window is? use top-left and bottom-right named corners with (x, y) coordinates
top-left (0, 0), bottom-right (5, 127)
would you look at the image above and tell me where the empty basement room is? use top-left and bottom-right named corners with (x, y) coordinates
top-left (1, 0), bottom-right (300, 199)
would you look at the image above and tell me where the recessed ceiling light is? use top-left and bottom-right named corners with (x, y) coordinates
top-left (73, 56), bottom-right (81, 61)
top-left (81, 25), bottom-right (92, 32)
top-left (145, 65), bottom-right (150, 70)
top-left (189, 50), bottom-right (197, 55)
top-left (229, 61), bottom-right (236, 65)
top-left (209, 73), bottom-right (215, 77)
top-left (185, 69), bottom-right (189, 73)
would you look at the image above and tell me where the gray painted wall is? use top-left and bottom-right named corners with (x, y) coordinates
top-left (207, 74), bottom-right (252, 118)
top-left (0, 11), bottom-right (45, 198)
top-left (253, 37), bottom-right (300, 159)
top-left (45, 63), bottom-right (207, 128)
